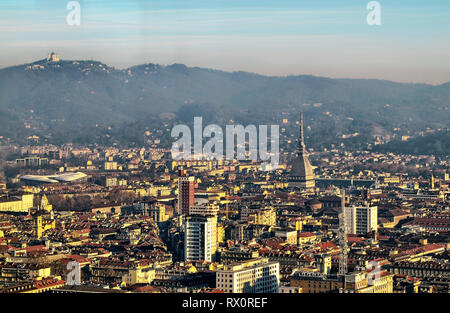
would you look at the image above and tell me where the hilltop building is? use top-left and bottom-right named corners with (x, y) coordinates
top-left (46, 52), bottom-right (60, 62)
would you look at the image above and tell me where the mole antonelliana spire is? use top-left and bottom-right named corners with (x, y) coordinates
top-left (288, 112), bottom-right (315, 190)
top-left (298, 112), bottom-right (306, 154)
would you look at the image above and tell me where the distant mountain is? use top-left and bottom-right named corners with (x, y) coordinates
top-left (0, 56), bottom-right (449, 151)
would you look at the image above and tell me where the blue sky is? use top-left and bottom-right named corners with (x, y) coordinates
top-left (1, 0), bottom-right (449, 84)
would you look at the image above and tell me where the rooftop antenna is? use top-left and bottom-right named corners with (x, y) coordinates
top-left (338, 188), bottom-right (348, 276)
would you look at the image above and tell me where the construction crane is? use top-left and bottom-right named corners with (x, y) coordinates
top-left (338, 189), bottom-right (348, 276)
top-left (225, 188), bottom-right (229, 220)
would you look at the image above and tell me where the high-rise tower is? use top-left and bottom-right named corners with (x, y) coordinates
top-left (288, 112), bottom-right (315, 189)
top-left (184, 214), bottom-right (218, 262)
top-left (178, 168), bottom-right (195, 215)
top-left (345, 205), bottom-right (378, 236)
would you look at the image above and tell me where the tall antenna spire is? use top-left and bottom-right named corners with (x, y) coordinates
top-left (338, 189), bottom-right (348, 276)
top-left (298, 112), bottom-right (306, 154)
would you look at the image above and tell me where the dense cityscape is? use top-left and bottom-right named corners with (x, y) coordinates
top-left (0, 111), bottom-right (448, 294)
top-left (1, 2), bottom-right (449, 309)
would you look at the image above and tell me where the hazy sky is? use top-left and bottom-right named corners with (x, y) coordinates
top-left (1, 0), bottom-right (449, 84)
